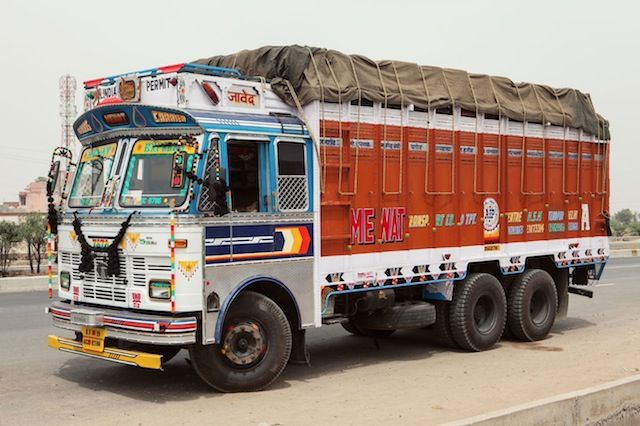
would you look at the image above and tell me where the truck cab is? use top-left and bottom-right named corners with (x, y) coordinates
top-left (48, 63), bottom-right (317, 391)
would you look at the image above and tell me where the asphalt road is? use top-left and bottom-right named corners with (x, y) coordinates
top-left (1, 257), bottom-right (639, 425)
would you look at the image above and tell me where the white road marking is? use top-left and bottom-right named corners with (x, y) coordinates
top-left (594, 283), bottom-right (615, 287)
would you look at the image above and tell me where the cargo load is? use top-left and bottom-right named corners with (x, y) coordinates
top-left (195, 45), bottom-right (609, 139)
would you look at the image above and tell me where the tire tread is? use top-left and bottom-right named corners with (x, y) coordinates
top-left (449, 273), bottom-right (506, 352)
top-left (507, 269), bottom-right (558, 342)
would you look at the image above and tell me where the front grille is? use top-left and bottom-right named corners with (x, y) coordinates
top-left (131, 257), bottom-right (147, 287)
top-left (60, 250), bottom-right (171, 305)
top-left (131, 256), bottom-right (171, 287)
top-left (83, 283), bottom-right (127, 302)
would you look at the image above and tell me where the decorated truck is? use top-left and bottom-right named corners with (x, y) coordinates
top-left (47, 46), bottom-right (610, 392)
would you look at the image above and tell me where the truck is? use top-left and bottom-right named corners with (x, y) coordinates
top-left (47, 46), bottom-right (611, 392)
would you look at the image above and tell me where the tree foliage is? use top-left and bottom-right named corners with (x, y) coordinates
top-left (19, 214), bottom-right (47, 274)
top-left (0, 221), bottom-right (21, 276)
top-left (610, 209), bottom-right (640, 236)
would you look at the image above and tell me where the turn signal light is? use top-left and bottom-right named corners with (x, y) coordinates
top-left (168, 239), bottom-right (188, 248)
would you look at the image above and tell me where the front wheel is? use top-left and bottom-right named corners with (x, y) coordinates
top-left (189, 291), bottom-right (292, 392)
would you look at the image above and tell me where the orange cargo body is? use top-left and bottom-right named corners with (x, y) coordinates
top-left (317, 110), bottom-right (609, 258)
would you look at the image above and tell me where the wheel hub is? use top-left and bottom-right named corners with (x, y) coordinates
top-left (530, 290), bottom-right (550, 326)
top-left (473, 295), bottom-right (497, 334)
top-left (222, 321), bottom-right (266, 367)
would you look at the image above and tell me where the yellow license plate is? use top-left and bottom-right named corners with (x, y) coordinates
top-left (82, 326), bottom-right (106, 352)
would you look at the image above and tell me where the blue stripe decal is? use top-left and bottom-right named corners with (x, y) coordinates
top-left (205, 223), bottom-right (313, 264)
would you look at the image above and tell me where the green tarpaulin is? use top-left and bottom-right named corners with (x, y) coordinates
top-left (195, 45), bottom-right (609, 140)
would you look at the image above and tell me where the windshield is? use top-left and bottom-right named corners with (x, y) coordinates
top-left (119, 139), bottom-right (195, 208)
top-left (69, 143), bottom-right (117, 207)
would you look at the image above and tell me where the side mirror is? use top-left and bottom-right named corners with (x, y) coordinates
top-left (48, 160), bottom-right (61, 192)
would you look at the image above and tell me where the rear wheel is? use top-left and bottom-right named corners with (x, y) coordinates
top-left (189, 291), bottom-right (292, 392)
top-left (449, 273), bottom-right (506, 352)
top-left (341, 318), bottom-right (395, 337)
top-left (432, 301), bottom-right (458, 348)
top-left (507, 269), bottom-right (558, 341)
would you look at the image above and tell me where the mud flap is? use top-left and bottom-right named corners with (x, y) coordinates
top-left (288, 329), bottom-right (310, 366)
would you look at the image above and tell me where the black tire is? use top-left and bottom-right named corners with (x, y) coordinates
top-left (432, 301), bottom-right (458, 348)
top-left (449, 273), bottom-right (506, 352)
top-left (189, 291), bottom-right (292, 392)
top-left (341, 318), bottom-right (395, 337)
top-left (507, 269), bottom-right (558, 341)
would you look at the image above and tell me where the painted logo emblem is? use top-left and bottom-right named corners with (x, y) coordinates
top-left (178, 260), bottom-right (198, 280)
top-left (90, 238), bottom-right (110, 249)
top-left (127, 232), bottom-right (141, 249)
top-left (483, 197), bottom-right (500, 244)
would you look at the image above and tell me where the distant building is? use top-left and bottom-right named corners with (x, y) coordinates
top-left (18, 177), bottom-right (48, 213)
top-left (0, 211), bottom-right (26, 224)
top-left (0, 201), bottom-right (26, 224)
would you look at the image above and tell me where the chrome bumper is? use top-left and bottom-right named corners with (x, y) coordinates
top-left (47, 300), bottom-right (197, 345)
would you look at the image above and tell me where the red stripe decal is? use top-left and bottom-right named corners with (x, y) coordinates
top-left (299, 226), bottom-right (311, 254)
top-left (83, 77), bottom-right (104, 89)
top-left (158, 63), bottom-right (185, 74)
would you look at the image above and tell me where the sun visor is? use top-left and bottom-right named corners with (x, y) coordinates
top-left (73, 104), bottom-right (204, 145)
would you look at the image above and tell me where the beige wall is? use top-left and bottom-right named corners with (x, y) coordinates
top-left (0, 212), bottom-right (26, 224)
top-left (20, 180), bottom-right (47, 213)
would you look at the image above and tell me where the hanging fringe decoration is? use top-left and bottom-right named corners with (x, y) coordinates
top-left (46, 147), bottom-right (74, 236)
top-left (169, 208), bottom-right (176, 314)
top-left (47, 224), bottom-right (53, 299)
top-left (72, 211), bottom-right (136, 276)
top-left (46, 179), bottom-right (58, 236)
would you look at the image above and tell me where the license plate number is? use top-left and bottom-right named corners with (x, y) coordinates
top-left (70, 309), bottom-right (104, 327)
top-left (82, 326), bottom-right (106, 352)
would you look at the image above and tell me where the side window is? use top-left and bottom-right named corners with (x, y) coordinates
top-left (227, 141), bottom-right (261, 212)
top-left (276, 141), bottom-right (309, 212)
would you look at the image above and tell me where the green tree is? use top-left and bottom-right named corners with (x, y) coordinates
top-left (610, 217), bottom-right (627, 236)
top-left (614, 209), bottom-right (636, 227)
top-left (628, 221), bottom-right (640, 237)
top-left (0, 221), bottom-right (21, 276)
top-left (610, 209), bottom-right (640, 236)
top-left (19, 214), bottom-right (47, 274)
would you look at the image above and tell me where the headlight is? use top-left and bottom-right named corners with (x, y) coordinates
top-left (149, 280), bottom-right (171, 300)
top-left (60, 271), bottom-right (70, 290)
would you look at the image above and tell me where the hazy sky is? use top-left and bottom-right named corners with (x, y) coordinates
top-left (1, 0), bottom-right (637, 212)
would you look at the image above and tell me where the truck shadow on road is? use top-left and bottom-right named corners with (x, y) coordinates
top-left (53, 329), bottom-right (462, 401)
top-left (53, 317), bottom-right (594, 401)
top-left (277, 329), bottom-right (457, 387)
top-left (552, 316), bottom-right (596, 334)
